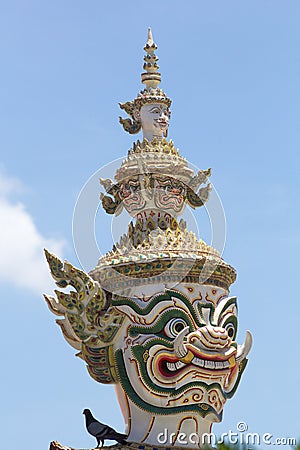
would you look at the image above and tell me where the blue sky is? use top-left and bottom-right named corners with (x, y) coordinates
top-left (1, 1), bottom-right (299, 449)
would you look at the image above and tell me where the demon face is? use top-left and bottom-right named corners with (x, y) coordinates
top-left (113, 284), bottom-right (251, 422)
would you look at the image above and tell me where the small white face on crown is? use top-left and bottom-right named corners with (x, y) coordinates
top-left (134, 103), bottom-right (170, 141)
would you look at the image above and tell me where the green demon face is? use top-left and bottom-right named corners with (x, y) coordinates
top-left (112, 284), bottom-right (252, 421)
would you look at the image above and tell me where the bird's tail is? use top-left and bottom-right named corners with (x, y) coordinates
top-left (116, 433), bottom-right (128, 445)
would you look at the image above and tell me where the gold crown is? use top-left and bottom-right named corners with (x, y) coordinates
top-left (90, 221), bottom-right (236, 293)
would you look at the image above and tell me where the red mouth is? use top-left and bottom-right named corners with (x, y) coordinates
top-left (157, 351), bottom-right (237, 379)
top-left (158, 355), bottom-right (185, 378)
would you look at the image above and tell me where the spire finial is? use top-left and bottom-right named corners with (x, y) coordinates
top-left (147, 27), bottom-right (154, 46)
top-left (141, 27), bottom-right (161, 90)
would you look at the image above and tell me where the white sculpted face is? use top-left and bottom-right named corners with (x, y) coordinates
top-left (112, 284), bottom-right (252, 426)
top-left (134, 103), bottom-right (170, 140)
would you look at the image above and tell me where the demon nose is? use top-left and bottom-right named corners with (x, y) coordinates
top-left (173, 325), bottom-right (233, 364)
top-left (189, 325), bottom-right (232, 351)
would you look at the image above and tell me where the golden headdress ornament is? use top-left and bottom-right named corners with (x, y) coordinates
top-left (119, 28), bottom-right (172, 134)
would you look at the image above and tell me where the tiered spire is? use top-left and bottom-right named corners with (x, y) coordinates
top-left (141, 28), bottom-right (161, 89)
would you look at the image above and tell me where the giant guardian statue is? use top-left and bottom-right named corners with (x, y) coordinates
top-left (45, 29), bottom-right (252, 449)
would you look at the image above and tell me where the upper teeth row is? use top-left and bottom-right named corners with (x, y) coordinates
top-left (166, 358), bottom-right (230, 372)
top-left (193, 357), bottom-right (229, 369)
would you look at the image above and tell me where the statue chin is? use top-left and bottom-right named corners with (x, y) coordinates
top-left (141, 127), bottom-right (167, 141)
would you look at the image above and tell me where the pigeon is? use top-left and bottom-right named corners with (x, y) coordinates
top-left (83, 408), bottom-right (128, 448)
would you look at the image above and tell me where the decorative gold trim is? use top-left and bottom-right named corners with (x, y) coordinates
top-left (228, 355), bottom-right (236, 368)
top-left (91, 256), bottom-right (236, 292)
top-left (179, 350), bottom-right (194, 364)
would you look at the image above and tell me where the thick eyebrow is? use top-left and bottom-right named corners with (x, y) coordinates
top-left (149, 106), bottom-right (161, 112)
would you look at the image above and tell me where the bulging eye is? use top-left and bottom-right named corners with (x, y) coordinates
top-left (164, 318), bottom-right (187, 338)
top-left (218, 312), bottom-right (237, 340)
top-left (224, 323), bottom-right (235, 339)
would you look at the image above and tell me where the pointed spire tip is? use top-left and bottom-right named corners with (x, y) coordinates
top-left (147, 27), bottom-right (153, 46)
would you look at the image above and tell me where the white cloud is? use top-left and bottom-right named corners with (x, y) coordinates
top-left (0, 169), bottom-right (66, 294)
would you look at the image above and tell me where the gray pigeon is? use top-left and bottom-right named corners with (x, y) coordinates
top-left (83, 408), bottom-right (128, 448)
